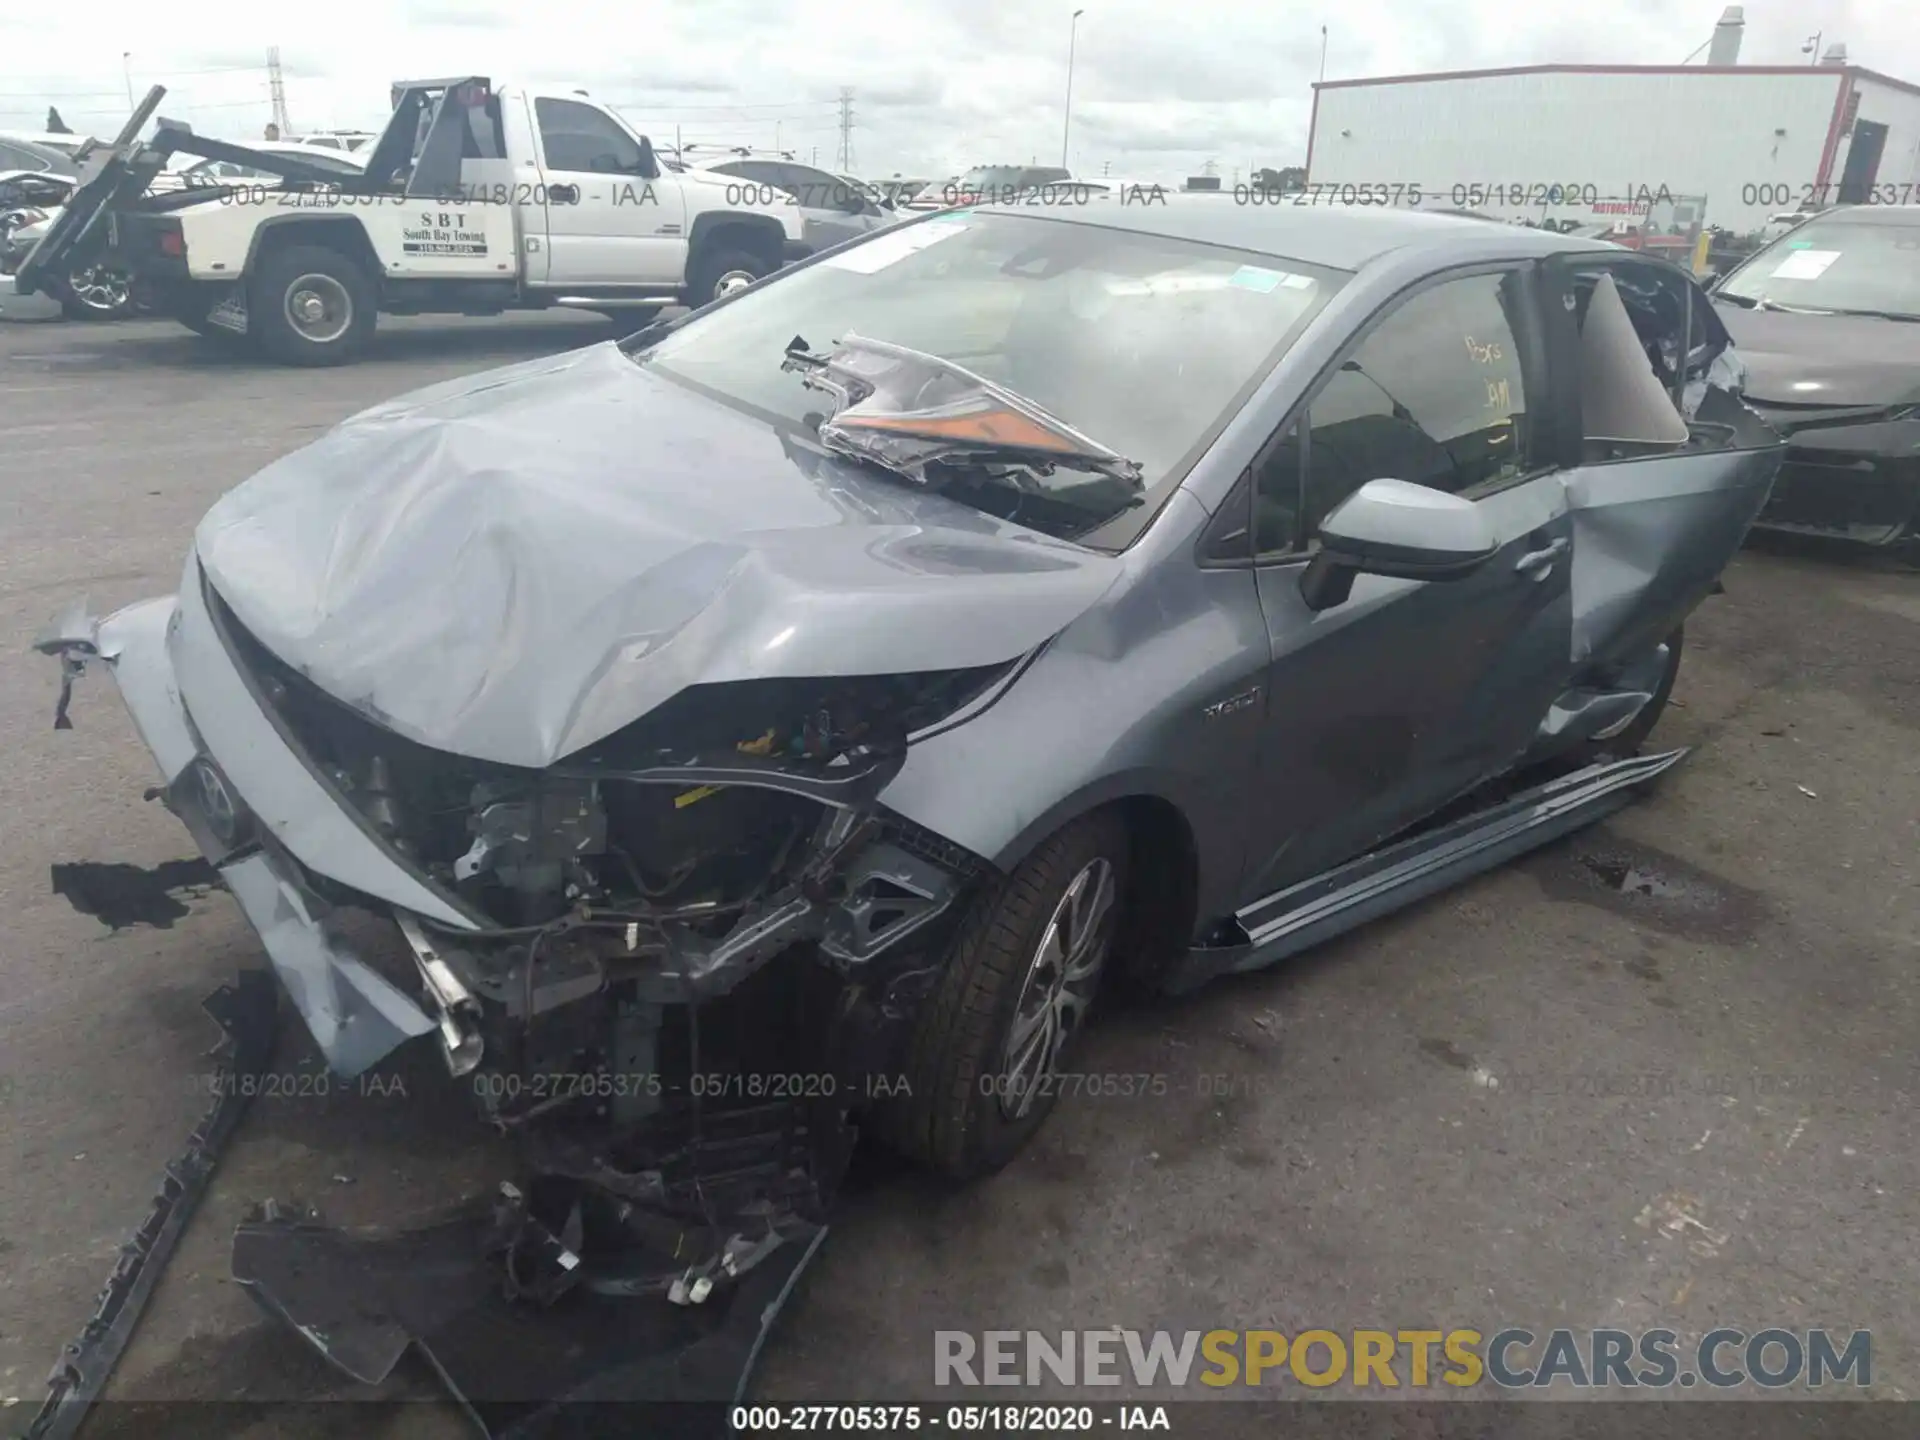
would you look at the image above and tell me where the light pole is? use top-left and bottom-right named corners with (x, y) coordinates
top-left (1802, 31), bottom-right (1822, 64)
top-left (1061, 8), bottom-right (1084, 169)
top-left (122, 51), bottom-right (134, 109)
top-left (1318, 25), bottom-right (1328, 84)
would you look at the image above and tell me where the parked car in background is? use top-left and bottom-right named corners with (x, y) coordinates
top-left (169, 140), bottom-right (369, 190)
top-left (691, 154), bottom-right (897, 250)
top-left (2, 165), bottom-right (141, 319)
top-left (1759, 208), bottom-right (1823, 244)
top-left (285, 129), bottom-right (377, 153)
top-left (0, 134), bottom-right (83, 174)
top-left (901, 164), bottom-right (1075, 211)
top-left (1711, 203), bottom-right (1920, 553)
top-left (879, 176), bottom-right (930, 206)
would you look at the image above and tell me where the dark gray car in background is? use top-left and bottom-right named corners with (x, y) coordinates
top-left (37, 198), bottom-right (1781, 1395)
top-left (1710, 203), bottom-right (1920, 552)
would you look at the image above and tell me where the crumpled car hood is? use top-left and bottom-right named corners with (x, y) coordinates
top-left (1712, 304), bottom-right (1920, 408)
top-left (194, 341), bottom-right (1122, 769)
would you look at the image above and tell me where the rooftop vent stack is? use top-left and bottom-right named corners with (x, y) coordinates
top-left (1708, 6), bottom-right (1745, 65)
top-left (1820, 42), bottom-right (1848, 66)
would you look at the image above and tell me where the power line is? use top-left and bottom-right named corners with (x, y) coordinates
top-left (0, 66), bottom-right (265, 98)
top-left (604, 97), bottom-right (842, 112)
top-left (0, 97), bottom-right (266, 119)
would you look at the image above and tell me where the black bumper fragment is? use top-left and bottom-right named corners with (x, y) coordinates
top-left (232, 1193), bottom-right (827, 1439)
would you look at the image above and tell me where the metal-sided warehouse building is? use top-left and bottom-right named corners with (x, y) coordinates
top-left (1305, 44), bottom-right (1920, 235)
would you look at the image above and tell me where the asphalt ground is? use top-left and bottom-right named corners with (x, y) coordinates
top-left (1, 308), bottom-right (1916, 1435)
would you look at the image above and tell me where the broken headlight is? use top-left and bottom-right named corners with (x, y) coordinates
top-left (213, 575), bottom-right (1010, 929)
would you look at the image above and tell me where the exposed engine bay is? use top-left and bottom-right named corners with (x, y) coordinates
top-left (137, 584), bottom-right (1007, 1422)
top-left (212, 578), bottom-right (997, 1104)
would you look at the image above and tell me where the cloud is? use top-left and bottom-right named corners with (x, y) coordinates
top-left (0, 0), bottom-right (1909, 177)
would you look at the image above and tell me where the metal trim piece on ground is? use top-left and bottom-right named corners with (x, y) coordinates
top-left (20, 970), bottom-right (277, 1440)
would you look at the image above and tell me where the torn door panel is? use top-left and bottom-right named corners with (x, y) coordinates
top-left (1558, 263), bottom-right (1781, 671)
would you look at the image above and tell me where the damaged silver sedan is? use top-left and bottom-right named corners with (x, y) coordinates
top-left (34, 199), bottom-right (1782, 1421)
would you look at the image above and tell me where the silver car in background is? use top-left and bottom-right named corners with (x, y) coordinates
top-left (693, 154), bottom-right (897, 250)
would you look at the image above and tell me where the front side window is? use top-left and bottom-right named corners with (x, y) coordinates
top-left (1252, 271), bottom-right (1532, 556)
top-left (633, 212), bottom-right (1348, 548)
top-left (535, 98), bottom-right (645, 175)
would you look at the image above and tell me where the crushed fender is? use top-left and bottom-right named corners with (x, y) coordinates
top-left (21, 971), bottom-right (277, 1440)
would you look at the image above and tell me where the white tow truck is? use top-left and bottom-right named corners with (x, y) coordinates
top-left (15, 78), bottom-right (811, 364)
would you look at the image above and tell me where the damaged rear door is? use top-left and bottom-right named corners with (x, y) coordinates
top-left (1538, 251), bottom-right (1784, 674)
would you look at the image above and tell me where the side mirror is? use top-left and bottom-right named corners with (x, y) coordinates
top-left (1298, 479), bottom-right (1499, 612)
top-left (636, 134), bottom-right (656, 178)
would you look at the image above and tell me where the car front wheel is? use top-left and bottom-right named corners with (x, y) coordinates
top-left (878, 810), bottom-right (1129, 1179)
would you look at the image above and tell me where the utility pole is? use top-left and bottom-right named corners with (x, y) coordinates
top-left (1318, 25), bottom-right (1328, 84)
top-left (837, 88), bottom-right (855, 172)
top-left (122, 52), bottom-right (134, 110)
top-left (1062, 8), bottom-right (1084, 169)
top-left (267, 47), bottom-right (292, 137)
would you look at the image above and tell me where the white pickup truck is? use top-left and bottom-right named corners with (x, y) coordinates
top-left (16, 78), bottom-right (811, 364)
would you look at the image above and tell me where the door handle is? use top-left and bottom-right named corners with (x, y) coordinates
top-left (546, 183), bottom-right (579, 204)
top-left (1514, 537), bottom-right (1568, 578)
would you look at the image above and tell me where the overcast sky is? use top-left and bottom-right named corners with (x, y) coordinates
top-left (0, 1), bottom-right (1911, 180)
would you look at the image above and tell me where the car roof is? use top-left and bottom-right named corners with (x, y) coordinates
top-left (0, 135), bottom-right (79, 171)
top-left (1801, 203), bottom-right (1920, 222)
top-left (179, 142), bottom-right (367, 169)
top-left (965, 192), bottom-right (1600, 270)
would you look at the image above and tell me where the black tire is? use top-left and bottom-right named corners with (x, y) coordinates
top-left (249, 244), bottom-right (375, 366)
top-left (877, 810), bottom-right (1130, 1180)
top-left (686, 245), bottom-right (770, 307)
top-left (596, 304), bottom-right (663, 333)
top-left (1581, 625), bottom-right (1684, 761)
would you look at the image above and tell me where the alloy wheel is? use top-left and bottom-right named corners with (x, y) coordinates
top-left (998, 856), bottom-right (1118, 1121)
top-left (68, 264), bottom-right (131, 313)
